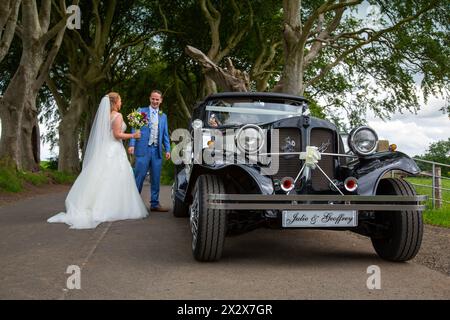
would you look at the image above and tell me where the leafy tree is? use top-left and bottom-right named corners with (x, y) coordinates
top-left (186, 0), bottom-right (449, 127)
top-left (415, 138), bottom-right (450, 177)
top-left (44, 0), bottom-right (173, 173)
top-left (0, 0), bottom-right (70, 171)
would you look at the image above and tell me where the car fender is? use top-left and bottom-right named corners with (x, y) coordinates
top-left (352, 152), bottom-right (420, 195)
top-left (184, 164), bottom-right (274, 204)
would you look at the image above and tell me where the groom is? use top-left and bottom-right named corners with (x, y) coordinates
top-left (128, 90), bottom-right (171, 212)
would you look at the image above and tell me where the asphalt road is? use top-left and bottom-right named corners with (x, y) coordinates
top-left (0, 185), bottom-right (449, 300)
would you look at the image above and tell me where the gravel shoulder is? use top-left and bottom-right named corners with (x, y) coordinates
top-left (348, 224), bottom-right (450, 276)
top-left (414, 225), bottom-right (450, 276)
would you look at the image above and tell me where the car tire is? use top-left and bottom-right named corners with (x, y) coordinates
top-left (371, 178), bottom-right (423, 262)
top-left (190, 175), bottom-right (227, 262)
top-left (172, 181), bottom-right (189, 218)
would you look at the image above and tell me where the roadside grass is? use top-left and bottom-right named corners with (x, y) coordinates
top-left (406, 177), bottom-right (450, 228)
top-left (161, 158), bottom-right (175, 186)
top-left (0, 164), bottom-right (22, 192)
top-left (0, 161), bottom-right (77, 193)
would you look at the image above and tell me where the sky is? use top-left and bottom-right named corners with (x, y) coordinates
top-left (367, 95), bottom-right (449, 157)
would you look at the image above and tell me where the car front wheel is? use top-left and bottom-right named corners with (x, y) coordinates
top-left (190, 175), bottom-right (227, 262)
top-left (172, 180), bottom-right (189, 218)
top-left (371, 178), bottom-right (423, 262)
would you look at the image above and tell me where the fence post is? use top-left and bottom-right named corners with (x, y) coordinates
top-left (434, 166), bottom-right (442, 209)
top-left (431, 163), bottom-right (435, 209)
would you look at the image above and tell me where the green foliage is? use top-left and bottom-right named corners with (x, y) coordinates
top-left (48, 171), bottom-right (77, 185)
top-left (3, 0), bottom-right (448, 175)
top-left (40, 157), bottom-right (59, 171)
top-left (423, 208), bottom-right (450, 228)
top-left (161, 158), bottom-right (175, 186)
top-left (0, 159), bottom-right (77, 193)
top-left (303, 0), bottom-right (450, 125)
top-left (18, 171), bottom-right (49, 186)
top-left (406, 176), bottom-right (450, 228)
top-left (415, 138), bottom-right (450, 177)
top-left (0, 161), bottom-right (22, 193)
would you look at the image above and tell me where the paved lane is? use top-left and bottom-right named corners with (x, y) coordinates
top-left (0, 185), bottom-right (448, 299)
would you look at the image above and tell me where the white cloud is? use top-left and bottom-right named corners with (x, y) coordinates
top-left (367, 97), bottom-right (449, 157)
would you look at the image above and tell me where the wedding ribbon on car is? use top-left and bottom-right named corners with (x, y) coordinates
top-left (287, 146), bottom-right (344, 195)
top-left (300, 146), bottom-right (321, 169)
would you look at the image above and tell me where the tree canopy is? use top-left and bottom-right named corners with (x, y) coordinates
top-left (0, 0), bottom-right (448, 173)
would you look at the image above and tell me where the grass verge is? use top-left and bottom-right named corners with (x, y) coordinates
top-left (0, 161), bottom-right (77, 193)
top-left (406, 177), bottom-right (450, 228)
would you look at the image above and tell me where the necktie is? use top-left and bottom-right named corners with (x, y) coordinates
top-left (150, 109), bottom-right (159, 146)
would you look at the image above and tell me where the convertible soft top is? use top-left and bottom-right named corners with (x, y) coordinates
top-left (203, 92), bottom-right (309, 104)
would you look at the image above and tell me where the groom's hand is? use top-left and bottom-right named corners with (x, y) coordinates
top-left (165, 152), bottom-right (171, 160)
top-left (128, 147), bottom-right (135, 155)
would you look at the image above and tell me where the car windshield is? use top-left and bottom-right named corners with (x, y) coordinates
top-left (205, 99), bottom-right (305, 127)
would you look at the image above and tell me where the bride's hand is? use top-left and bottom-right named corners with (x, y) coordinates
top-left (133, 131), bottom-right (141, 139)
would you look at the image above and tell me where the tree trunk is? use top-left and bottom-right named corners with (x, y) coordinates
top-left (20, 103), bottom-right (40, 171)
top-left (57, 91), bottom-right (88, 173)
top-left (0, 0), bottom-right (68, 171)
top-left (0, 98), bottom-right (21, 166)
top-left (274, 49), bottom-right (305, 95)
top-left (203, 78), bottom-right (218, 96)
top-left (0, 50), bottom-right (42, 170)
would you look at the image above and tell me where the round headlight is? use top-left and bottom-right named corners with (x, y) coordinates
top-left (348, 126), bottom-right (378, 156)
top-left (236, 125), bottom-right (265, 154)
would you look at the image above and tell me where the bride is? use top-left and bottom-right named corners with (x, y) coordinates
top-left (48, 92), bottom-right (148, 229)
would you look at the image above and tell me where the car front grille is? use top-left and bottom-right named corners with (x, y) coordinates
top-left (271, 128), bottom-right (303, 182)
top-left (310, 129), bottom-right (336, 191)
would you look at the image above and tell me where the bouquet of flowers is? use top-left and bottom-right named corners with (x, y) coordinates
top-left (127, 110), bottom-right (149, 139)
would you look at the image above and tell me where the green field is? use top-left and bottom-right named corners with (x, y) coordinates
top-left (406, 177), bottom-right (450, 228)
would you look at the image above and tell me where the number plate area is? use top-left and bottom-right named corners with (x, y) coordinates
top-left (282, 210), bottom-right (358, 228)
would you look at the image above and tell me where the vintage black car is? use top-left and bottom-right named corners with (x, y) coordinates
top-left (172, 92), bottom-right (426, 262)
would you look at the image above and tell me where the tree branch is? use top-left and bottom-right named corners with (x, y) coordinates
top-left (304, 6), bottom-right (345, 67)
top-left (22, 0), bottom-right (41, 39)
top-left (185, 45), bottom-right (248, 92)
top-left (173, 68), bottom-right (192, 120)
top-left (199, 0), bottom-right (221, 60)
top-left (215, 0), bottom-right (254, 62)
top-left (0, 0), bottom-right (21, 62)
top-left (38, 0), bottom-right (51, 32)
top-left (40, 17), bottom-right (66, 46)
top-left (34, 24), bottom-right (66, 92)
top-left (98, 0), bottom-right (117, 57)
top-left (306, 2), bottom-right (438, 88)
top-left (46, 74), bottom-right (68, 114)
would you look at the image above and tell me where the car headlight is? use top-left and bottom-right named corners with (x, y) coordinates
top-left (348, 126), bottom-right (378, 156)
top-left (236, 124), bottom-right (265, 154)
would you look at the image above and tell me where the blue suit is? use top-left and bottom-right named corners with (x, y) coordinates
top-left (130, 107), bottom-right (170, 208)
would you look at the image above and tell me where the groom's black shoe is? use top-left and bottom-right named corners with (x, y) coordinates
top-left (151, 205), bottom-right (169, 212)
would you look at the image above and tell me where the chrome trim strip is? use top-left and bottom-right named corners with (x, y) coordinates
top-left (208, 194), bottom-right (428, 202)
top-left (258, 152), bottom-right (359, 158)
top-left (208, 204), bottom-right (426, 211)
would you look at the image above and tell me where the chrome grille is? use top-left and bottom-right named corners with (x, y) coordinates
top-left (310, 129), bottom-right (336, 191)
top-left (271, 128), bottom-right (302, 182)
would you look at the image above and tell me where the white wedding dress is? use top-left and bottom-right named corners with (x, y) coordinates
top-left (48, 97), bottom-right (148, 229)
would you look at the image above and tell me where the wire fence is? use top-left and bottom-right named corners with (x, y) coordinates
top-left (407, 158), bottom-right (450, 208)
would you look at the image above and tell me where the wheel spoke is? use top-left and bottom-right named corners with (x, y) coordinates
top-left (190, 191), bottom-right (200, 250)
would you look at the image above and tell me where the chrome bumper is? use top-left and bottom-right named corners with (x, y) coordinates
top-left (208, 194), bottom-right (427, 211)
